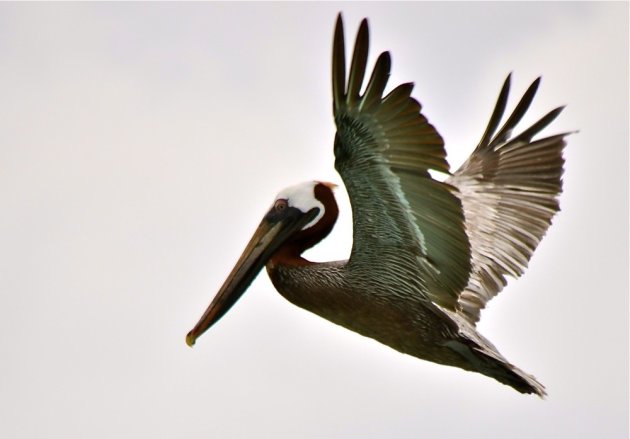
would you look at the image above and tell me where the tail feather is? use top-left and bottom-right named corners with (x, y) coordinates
top-left (476, 350), bottom-right (547, 397)
top-left (445, 338), bottom-right (546, 397)
top-left (443, 310), bottom-right (547, 397)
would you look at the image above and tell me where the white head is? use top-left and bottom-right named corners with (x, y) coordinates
top-left (274, 181), bottom-right (335, 230)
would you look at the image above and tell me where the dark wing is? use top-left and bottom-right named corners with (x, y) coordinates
top-left (448, 74), bottom-right (569, 324)
top-left (332, 15), bottom-right (470, 309)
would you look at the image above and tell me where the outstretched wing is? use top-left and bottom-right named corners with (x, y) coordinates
top-left (332, 15), bottom-right (470, 309)
top-left (448, 74), bottom-right (568, 324)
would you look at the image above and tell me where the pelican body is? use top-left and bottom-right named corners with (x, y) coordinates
top-left (187, 15), bottom-right (568, 397)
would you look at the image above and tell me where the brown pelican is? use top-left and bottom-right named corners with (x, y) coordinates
top-left (186, 15), bottom-right (568, 397)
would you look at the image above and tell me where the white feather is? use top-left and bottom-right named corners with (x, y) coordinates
top-left (275, 181), bottom-right (325, 229)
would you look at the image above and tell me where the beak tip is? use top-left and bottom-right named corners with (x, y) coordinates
top-left (185, 331), bottom-right (196, 348)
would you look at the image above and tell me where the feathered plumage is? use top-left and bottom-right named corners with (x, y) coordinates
top-left (187, 15), bottom-right (569, 398)
top-left (326, 15), bottom-right (567, 396)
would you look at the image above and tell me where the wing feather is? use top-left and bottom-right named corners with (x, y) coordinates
top-left (449, 75), bottom-right (569, 323)
top-left (347, 19), bottom-right (369, 105)
top-left (332, 15), bottom-right (471, 309)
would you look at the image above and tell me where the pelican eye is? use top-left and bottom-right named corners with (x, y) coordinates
top-left (274, 199), bottom-right (288, 212)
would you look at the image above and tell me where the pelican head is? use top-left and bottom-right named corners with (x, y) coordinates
top-left (186, 181), bottom-right (338, 346)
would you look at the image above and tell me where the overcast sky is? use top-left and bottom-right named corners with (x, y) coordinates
top-left (0, 2), bottom-right (627, 438)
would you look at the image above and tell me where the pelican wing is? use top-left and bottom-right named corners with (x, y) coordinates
top-left (332, 16), bottom-right (470, 309)
top-left (448, 75), bottom-right (568, 324)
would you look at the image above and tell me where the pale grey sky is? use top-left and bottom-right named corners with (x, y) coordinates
top-left (0, 2), bottom-right (628, 438)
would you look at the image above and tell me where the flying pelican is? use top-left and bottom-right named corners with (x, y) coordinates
top-left (186, 15), bottom-right (568, 397)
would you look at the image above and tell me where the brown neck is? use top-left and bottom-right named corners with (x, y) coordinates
top-left (269, 183), bottom-right (339, 267)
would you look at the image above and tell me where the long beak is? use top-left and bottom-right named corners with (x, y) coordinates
top-left (186, 210), bottom-right (316, 347)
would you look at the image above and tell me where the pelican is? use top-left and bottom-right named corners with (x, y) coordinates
top-left (186, 15), bottom-right (568, 397)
